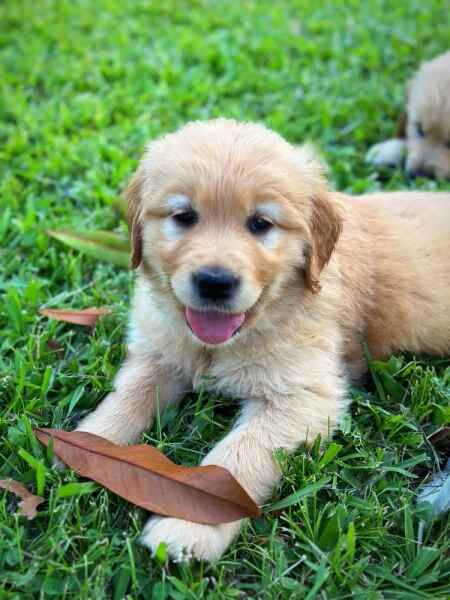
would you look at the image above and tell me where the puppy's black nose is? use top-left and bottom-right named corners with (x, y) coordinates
top-left (192, 266), bottom-right (240, 303)
top-left (407, 167), bottom-right (434, 179)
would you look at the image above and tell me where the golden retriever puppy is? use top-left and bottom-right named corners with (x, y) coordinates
top-left (76, 119), bottom-right (450, 562)
top-left (367, 51), bottom-right (450, 178)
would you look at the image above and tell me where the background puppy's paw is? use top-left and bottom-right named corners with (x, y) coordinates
top-left (366, 139), bottom-right (406, 168)
top-left (141, 515), bottom-right (242, 562)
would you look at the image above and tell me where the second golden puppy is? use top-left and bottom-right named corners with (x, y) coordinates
top-left (76, 119), bottom-right (450, 561)
top-left (368, 51), bottom-right (450, 178)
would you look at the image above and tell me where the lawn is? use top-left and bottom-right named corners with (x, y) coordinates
top-left (1, 0), bottom-right (450, 598)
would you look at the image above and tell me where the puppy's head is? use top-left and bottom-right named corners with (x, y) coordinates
top-left (405, 51), bottom-right (450, 179)
top-left (126, 119), bottom-right (341, 347)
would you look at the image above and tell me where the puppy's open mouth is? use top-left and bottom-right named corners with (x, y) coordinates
top-left (185, 307), bottom-right (246, 345)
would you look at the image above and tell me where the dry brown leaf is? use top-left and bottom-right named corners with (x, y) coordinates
top-left (47, 339), bottom-right (62, 350)
top-left (0, 479), bottom-right (44, 520)
top-left (39, 307), bottom-right (112, 327)
top-left (428, 427), bottom-right (450, 450)
top-left (34, 428), bottom-right (260, 524)
top-left (428, 427), bottom-right (450, 443)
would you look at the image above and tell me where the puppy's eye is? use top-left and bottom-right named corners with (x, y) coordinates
top-left (172, 209), bottom-right (198, 227)
top-left (246, 214), bottom-right (273, 235)
top-left (445, 140), bottom-right (450, 150)
top-left (416, 122), bottom-right (425, 138)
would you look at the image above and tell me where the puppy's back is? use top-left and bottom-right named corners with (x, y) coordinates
top-left (355, 191), bottom-right (450, 240)
top-left (343, 192), bottom-right (450, 359)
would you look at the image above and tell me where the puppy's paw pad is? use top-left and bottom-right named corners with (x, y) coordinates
top-left (141, 516), bottom-right (240, 562)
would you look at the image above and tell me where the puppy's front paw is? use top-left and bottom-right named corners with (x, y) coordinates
top-left (366, 139), bottom-right (406, 168)
top-left (141, 516), bottom-right (242, 562)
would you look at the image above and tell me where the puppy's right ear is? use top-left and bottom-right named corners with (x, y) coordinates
top-left (304, 192), bottom-right (343, 294)
top-left (124, 168), bottom-right (143, 269)
top-left (395, 111), bottom-right (407, 139)
top-left (396, 81), bottom-right (411, 139)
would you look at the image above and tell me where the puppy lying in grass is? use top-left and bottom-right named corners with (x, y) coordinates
top-left (76, 119), bottom-right (450, 561)
top-left (367, 51), bottom-right (450, 179)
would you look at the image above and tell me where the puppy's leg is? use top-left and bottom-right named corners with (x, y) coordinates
top-left (366, 138), bottom-right (406, 168)
top-left (76, 350), bottom-right (186, 445)
top-left (142, 350), bottom-right (347, 562)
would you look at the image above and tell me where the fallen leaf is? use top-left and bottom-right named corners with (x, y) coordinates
top-left (0, 478), bottom-right (44, 519)
top-left (48, 229), bottom-right (130, 268)
top-left (428, 427), bottom-right (450, 447)
top-left (34, 428), bottom-right (260, 524)
top-left (39, 307), bottom-right (112, 327)
top-left (47, 339), bottom-right (63, 351)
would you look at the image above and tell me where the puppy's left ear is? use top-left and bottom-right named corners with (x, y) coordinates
top-left (304, 193), bottom-right (343, 293)
top-left (123, 167), bottom-right (144, 269)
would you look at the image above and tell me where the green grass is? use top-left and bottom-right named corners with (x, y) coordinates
top-left (1, 0), bottom-right (450, 598)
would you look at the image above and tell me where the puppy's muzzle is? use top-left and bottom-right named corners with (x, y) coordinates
top-left (407, 166), bottom-right (435, 180)
top-left (191, 266), bottom-right (241, 304)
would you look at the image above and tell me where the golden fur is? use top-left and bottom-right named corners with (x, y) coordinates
top-left (77, 119), bottom-right (450, 561)
top-left (368, 51), bottom-right (450, 178)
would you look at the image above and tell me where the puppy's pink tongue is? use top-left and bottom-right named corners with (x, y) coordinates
top-left (185, 307), bottom-right (245, 344)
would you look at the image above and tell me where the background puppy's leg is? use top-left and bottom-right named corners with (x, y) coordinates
top-left (366, 138), bottom-right (406, 168)
top-left (366, 111), bottom-right (407, 168)
top-left (142, 348), bottom-right (347, 562)
top-left (76, 350), bottom-right (187, 445)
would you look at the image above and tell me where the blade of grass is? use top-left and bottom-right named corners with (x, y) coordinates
top-left (18, 449), bottom-right (47, 497)
top-left (48, 229), bottom-right (130, 268)
top-left (267, 478), bottom-right (330, 511)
